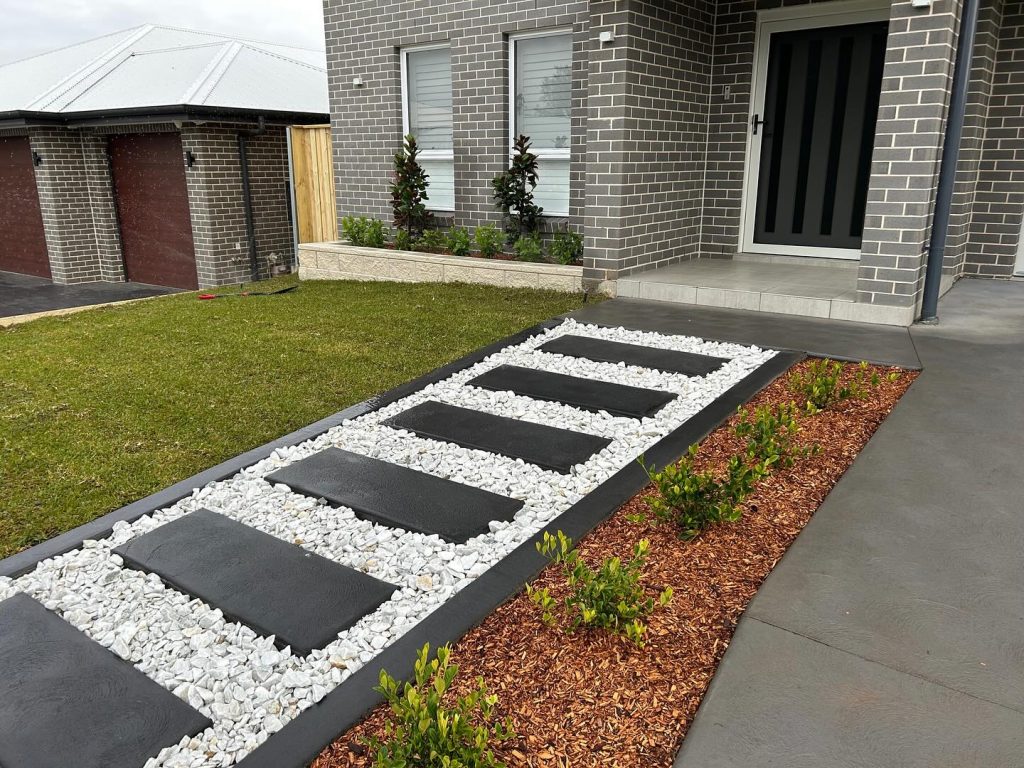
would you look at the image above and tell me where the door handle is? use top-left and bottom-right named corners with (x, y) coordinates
top-left (751, 113), bottom-right (767, 136)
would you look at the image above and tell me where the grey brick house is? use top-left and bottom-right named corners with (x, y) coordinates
top-left (323, 0), bottom-right (1023, 325)
top-left (0, 25), bottom-right (328, 289)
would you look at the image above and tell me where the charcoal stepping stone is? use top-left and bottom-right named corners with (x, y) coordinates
top-left (383, 400), bottom-right (611, 474)
top-left (539, 334), bottom-right (728, 376)
top-left (468, 364), bottom-right (676, 419)
top-left (114, 509), bottom-right (396, 655)
top-left (0, 592), bottom-right (210, 768)
top-left (266, 447), bottom-right (523, 544)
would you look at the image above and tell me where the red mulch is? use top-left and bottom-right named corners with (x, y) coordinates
top-left (313, 360), bottom-right (917, 768)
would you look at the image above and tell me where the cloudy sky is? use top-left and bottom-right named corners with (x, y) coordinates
top-left (0, 0), bottom-right (326, 64)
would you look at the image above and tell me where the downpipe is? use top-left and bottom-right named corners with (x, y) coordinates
top-left (237, 116), bottom-right (267, 283)
top-left (920, 0), bottom-right (979, 323)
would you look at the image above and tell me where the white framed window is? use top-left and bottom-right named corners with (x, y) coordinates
top-left (510, 30), bottom-right (572, 217)
top-left (401, 44), bottom-right (454, 212)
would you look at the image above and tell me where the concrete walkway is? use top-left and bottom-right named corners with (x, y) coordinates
top-left (0, 270), bottom-right (177, 324)
top-left (573, 279), bottom-right (1024, 767)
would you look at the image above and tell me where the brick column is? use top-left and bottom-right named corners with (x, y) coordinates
top-left (858, 0), bottom-right (962, 317)
top-left (28, 128), bottom-right (117, 284)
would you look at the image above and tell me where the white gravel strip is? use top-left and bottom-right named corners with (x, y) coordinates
top-left (0, 320), bottom-right (776, 768)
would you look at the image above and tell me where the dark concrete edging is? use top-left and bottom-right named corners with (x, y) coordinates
top-left (0, 319), bottom-right (564, 579)
top-left (235, 349), bottom-right (804, 768)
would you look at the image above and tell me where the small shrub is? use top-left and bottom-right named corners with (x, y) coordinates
top-left (641, 446), bottom-right (766, 540)
top-left (790, 359), bottom-right (880, 414)
top-left (549, 230), bottom-right (584, 265)
top-left (393, 229), bottom-right (413, 251)
top-left (365, 643), bottom-right (514, 768)
top-left (513, 234), bottom-right (544, 263)
top-left (491, 134), bottom-right (543, 238)
top-left (527, 530), bottom-right (672, 646)
top-left (341, 216), bottom-right (386, 248)
top-left (390, 134), bottom-right (433, 242)
top-left (475, 224), bottom-right (505, 259)
top-left (414, 228), bottom-right (448, 254)
top-left (733, 401), bottom-right (816, 470)
top-left (446, 226), bottom-right (472, 257)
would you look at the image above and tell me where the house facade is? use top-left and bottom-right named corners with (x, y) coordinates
top-left (0, 25), bottom-right (328, 289)
top-left (324, 0), bottom-right (1023, 325)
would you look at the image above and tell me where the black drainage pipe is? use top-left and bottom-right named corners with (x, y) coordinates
top-left (237, 116), bottom-right (267, 283)
top-left (921, 0), bottom-right (980, 322)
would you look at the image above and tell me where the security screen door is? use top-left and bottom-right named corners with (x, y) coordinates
top-left (750, 21), bottom-right (888, 254)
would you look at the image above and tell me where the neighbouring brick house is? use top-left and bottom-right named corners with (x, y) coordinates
top-left (322, 0), bottom-right (1024, 325)
top-left (0, 25), bottom-right (328, 289)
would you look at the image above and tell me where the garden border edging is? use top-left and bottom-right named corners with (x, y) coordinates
top-left (297, 241), bottom-right (587, 293)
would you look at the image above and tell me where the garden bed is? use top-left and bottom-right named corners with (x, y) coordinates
top-left (298, 242), bottom-right (587, 293)
top-left (312, 359), bottom-right (916, 768)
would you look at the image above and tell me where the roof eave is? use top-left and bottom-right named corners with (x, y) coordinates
top-left (0, 105), bottom-right (328, 130)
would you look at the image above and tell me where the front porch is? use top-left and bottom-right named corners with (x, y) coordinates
top-left (615, 257), bottom-right (912, 325)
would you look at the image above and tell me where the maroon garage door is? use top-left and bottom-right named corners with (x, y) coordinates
top-left (0, 137), bottom-right (51, 278)
top-left (109, 133), bottom-right (198, 289)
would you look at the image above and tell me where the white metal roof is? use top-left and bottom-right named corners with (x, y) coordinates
top-left (0, 24), bottom-right (327, 118)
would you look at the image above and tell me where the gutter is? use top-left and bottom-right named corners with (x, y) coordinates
top-left (920, 0), bottom-right (980, 322)
top-left (0, 105), bottom-right (328, 130)
top-left (238, 116), bottom-right (267, 283)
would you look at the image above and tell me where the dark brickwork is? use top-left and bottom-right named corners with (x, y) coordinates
top-left (966, 0), bottom-right (1024, 277)
top-left (182, 123), bottom-right (294, 286)
top-left (322, 0), bottom-right (589, 231)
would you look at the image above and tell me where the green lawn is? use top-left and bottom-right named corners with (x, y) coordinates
top-left (0, 276), bottom-right (589, 559)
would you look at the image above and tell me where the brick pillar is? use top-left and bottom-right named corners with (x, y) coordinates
top-left (181, 123), bottom-right (292, 287)
top-left (858, 0), bottom-right (962, 317)
top-left (29, 128), bottom-right (119, 284)
top-left (583, 0), bottom-right (634, 291)
top-left (966, 0), bottom-right (1024, 277)
top-left (80, 134), bottom-right (125, 281)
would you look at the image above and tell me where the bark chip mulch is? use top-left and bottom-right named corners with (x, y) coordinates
top-left (313, 360), bottom-right (917, 768)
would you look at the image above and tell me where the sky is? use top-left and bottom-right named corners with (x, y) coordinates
top-left (0, 0), bottom-right (326, 64)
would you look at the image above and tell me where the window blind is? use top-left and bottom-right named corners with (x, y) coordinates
top-left (514, 35), bottom-right (572, 150)
top-left (407, 48), bottom-right (453, 152)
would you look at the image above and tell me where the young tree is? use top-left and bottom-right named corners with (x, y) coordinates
top-left (491, 134), bottom-right (543, 239)
top-left (390, 134), bottom-right (432, 244)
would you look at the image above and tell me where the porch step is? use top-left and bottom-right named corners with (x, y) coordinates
top-left (616, 258), bottom-right (881, 323)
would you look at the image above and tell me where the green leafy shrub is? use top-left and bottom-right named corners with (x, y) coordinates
top-left (391, 134), bottom-right (433, 242)
top-left (491, 134), bottom-right (543, 238)
top-left (641, 447), bottom-right (766, 540)
top-left (446, 226), bottom-right (472, 257)
top-left (549, 230), bottom-right (584, 265)
top-left (790, 359), bottom-right (880, 414)
top-left (393, 229), bottom-right (413, 251)
top-left (733, 401), bottom-right (816, 470)
top-left (365, 643), bottom-right (514, 768)
top-left (513, 234), bottom-right (544, 263)
top-left (341, 216), bottom-right (387, 248)
top-left (527, 530), bottom-right (672, 646)
top-left (415, 228), bottom-right (448, 254)
top-left (474, 224), bottom-right (505, 259)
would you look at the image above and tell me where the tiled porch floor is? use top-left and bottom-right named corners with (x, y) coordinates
top-left (617, 258), bottom-right (860, 320)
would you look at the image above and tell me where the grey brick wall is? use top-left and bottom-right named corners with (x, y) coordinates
top-left (28, 128), bottom-right (108, 284)
top-left (584, 0), bottom-right (716, 285)
top-left (966, 0), bottom-right (1024, 277)
top-left (181, 123), bottom-right (294, 286)
top-left (323, 0), bottom-right (589, 232)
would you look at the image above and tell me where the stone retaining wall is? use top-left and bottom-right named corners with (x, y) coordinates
top-left (298, 242), bottom-right (588, 293)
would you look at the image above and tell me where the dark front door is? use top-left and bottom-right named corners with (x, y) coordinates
top-left (109, 133), bottom-right (199, 289)
top-left (0, 137), bottom-right (51, 278)
top-left (753, 21), bottom-right (888, 251)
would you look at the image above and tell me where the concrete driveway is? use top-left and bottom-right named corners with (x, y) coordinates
top-left (0, 270), bottom-right (178, 322)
